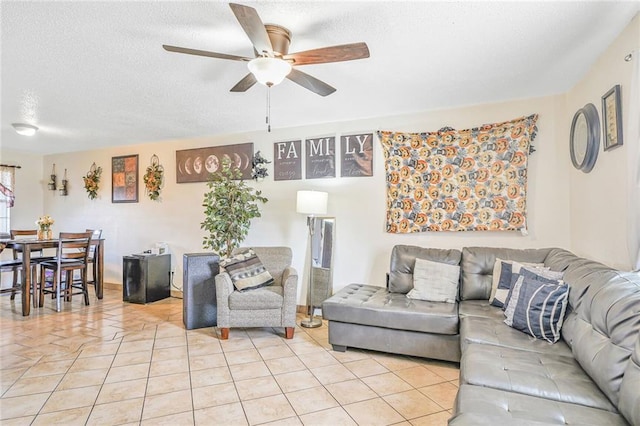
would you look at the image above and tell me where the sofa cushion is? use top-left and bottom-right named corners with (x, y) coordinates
top-left (406, 258), bottom-right (460, 303)
top-left (388, 245), bottom-right (461, 294)
top-left (460, 247), bottom-right (551, 301)
top-left (229, 285), bottom-right (283, 310)
top-left (619, 336), bottom-right (640, 426)
top-left (450, 385), bottom-right (628, 426)
top-left (504, 276), bottom-right (569, 344)
top-left (458, 300), bottom-right (505, 321)
top-left (559, 264), bottom-right (640, 407)
top-left (322, 283), bottom-right (458, 335)
top-left (460, 344), bottom-right (616, 412)
top-left (460, 316), bottom-right (573, 357)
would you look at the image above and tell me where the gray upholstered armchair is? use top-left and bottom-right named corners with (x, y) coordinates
top-left (215, 246), bottom-right (298, 339)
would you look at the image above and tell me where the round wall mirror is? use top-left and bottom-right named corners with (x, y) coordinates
top-left (570, 103), bottom-right (600, 173)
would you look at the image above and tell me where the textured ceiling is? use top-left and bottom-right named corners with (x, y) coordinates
top-left (2, 1), bottom-right (639, 154)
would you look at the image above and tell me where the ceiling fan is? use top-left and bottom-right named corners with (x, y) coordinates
top-left (163, 2), bottom-right (370, 97)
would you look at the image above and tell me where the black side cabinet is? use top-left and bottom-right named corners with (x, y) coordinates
top-left (123, 254), bottom-right (171, 304)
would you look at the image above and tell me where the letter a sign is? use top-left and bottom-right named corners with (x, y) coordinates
top-left (273, 140), bottom-right (302, 181)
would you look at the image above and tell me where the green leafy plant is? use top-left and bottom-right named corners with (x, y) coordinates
top-left (201, 158), bottom-right (268, 258)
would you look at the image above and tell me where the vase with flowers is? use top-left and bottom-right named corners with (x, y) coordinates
top-left (36, 215), bottom-right (55, 240)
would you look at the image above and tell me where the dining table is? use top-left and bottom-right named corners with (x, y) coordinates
top-left (2, 237), bottom-right (105, 316)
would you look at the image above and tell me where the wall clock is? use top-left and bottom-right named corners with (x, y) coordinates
top-left (570, 103), bottom-right (600, 173)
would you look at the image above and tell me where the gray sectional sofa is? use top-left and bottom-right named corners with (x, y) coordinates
top-left (322, 245), bottom-right (640, 425)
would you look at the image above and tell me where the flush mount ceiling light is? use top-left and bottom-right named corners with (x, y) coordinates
top-left (12, 123), bottom-right (38, 136)
top-left (247, 57), bottom-right (292, 87)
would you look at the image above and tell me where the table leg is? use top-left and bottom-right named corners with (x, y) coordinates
top-left (21, 247), bottom-right (31, 316)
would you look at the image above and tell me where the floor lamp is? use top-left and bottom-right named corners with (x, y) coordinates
top-left (297, 190), bottom-right (328, 328)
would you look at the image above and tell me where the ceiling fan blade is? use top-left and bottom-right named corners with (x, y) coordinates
top-left (230, 73), bottom-right (257, 92)
top-left (284, 42), bottom-right (370, 66)
top-left (163, 45), bottom-right (251, 62)
top-left (287, 68), bottom-right (336, 97)
top-left (229, 3), bottom-right (273, 55)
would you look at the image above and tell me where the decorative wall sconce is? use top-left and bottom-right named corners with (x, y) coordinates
top-left (59, 169), bottom-right (68, 196)
top-left (252, 151), bottom-right (271, 181)
top-left (48, 164), bottom-right (57, 190)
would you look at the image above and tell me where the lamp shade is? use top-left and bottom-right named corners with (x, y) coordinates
top-left (12, 123), bottom-right (38, 136)
top-left (296, 190), bottom-right (328, 215)
top-left (248, 57), bottom-right (292, 86)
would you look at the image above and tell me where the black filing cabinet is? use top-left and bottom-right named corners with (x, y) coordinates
top-left (123, 254), bottom-right (171, 303)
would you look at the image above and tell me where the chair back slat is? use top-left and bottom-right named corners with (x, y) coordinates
top-left (10, 229), bottom-right (44, 259)
top-left (85, 229), bottom-right (102, 258)
top-left (57, 232), bottom-right (92, 262)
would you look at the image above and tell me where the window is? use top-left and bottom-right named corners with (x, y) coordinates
top-left (0, 166), bottom-right (15, 237)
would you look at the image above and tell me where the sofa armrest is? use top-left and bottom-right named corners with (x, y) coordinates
top-left (281, 266), bottom-right (298, 327)
top-left (215, 272), bottom-right (234, 328)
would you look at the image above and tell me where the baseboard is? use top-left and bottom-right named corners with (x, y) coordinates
top-left (103, 282), bottom-right (183, 299)
top-left (103, 282), bottom-right (120, 290)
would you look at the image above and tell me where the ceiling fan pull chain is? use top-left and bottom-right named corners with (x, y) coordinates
top-left (266, 87), bottom-right (272, 132)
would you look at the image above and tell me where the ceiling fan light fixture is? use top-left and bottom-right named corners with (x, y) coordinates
top-left (12, 123), bottom-right (38, 136)
top-left (248, 57), bottom-right (292, 87)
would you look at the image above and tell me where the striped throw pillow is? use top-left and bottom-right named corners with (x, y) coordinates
top-left (220, 249), bottom-right (274, 292)
top-left (489, 259), bottom-right (547, 308)
top-left (504, 276), bottom-right (569, 344)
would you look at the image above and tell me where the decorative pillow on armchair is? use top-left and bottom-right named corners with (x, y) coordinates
top-left (503, 275), bottom-right (569, 343)
top-left (406, 258), bottom-right (460, 303)
top-left (220, 249), bottom-right (274, 291)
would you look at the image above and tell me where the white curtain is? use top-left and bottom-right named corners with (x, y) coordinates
top-left (627, 48), bottom-right (640, 271)
top-left (0, 166), bottom-right (15, 207)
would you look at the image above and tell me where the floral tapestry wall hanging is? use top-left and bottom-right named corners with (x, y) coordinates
top-left (379, 114), bottom-right (538, 233)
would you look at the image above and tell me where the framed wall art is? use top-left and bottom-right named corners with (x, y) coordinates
top-left (112, 154), bottom-right (138, 203)
top-left (341, 133), bottom-right (373, 177)
top-left (602, 84), bottom-right (623, 151)
top-left (305, 136), bottom-right (335, 179)
top-left (273, 140), bottom-right (302, 181)
top-left (176, 143), bottom-right (253, 183)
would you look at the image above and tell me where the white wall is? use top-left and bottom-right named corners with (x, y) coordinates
top-left (40, 93), bottom-right (570, 303)
top-left (566, 13), bottom-right (639, 270)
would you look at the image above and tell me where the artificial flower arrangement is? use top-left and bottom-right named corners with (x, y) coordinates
top-left (83, 163), bottom-right (102, 200)
top-left (36, 215), bottom-right (54, 231)
top-left (143, 154), bottom-right (164, 201)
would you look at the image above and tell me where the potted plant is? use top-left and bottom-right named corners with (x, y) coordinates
top-left (201, 157), bottom-right (268, 258)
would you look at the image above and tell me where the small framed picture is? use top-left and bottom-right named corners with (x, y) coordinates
top-left (601, 85), bottom-right (623, 151)
top-left (112, 154), bottom-right (139, 203)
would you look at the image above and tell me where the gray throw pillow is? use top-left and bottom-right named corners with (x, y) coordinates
top-left (503, 275), bottom-right (569, 343)
top-left (406, 258), bottom-right (460, 303)
top-left (220, 249), bottom-right (274, 291)
top-left (489, 259), bottom-right (547, 308)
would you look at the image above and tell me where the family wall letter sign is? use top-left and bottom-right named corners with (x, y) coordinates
top-left (306, 137), bottom-right (335, 179)
top-left (273, 140), bottom-right (302, 181)
top-left (341, 133), bottom-right (373, 177)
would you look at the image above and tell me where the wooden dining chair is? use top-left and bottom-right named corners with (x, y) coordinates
top-left (39, 232), bottom-right (92, 308)
top-left (0, 242), bottom-right (26, 300)
top-left (85, 229), bottom-right (102, 294)
top-left (5, 230), bottom-right (45, 301)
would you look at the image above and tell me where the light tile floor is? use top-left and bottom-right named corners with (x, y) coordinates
top-left (1, 289), bottom-right (459, 425)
